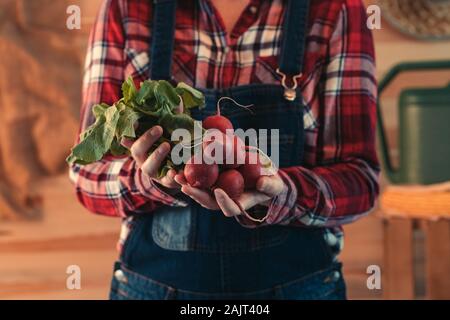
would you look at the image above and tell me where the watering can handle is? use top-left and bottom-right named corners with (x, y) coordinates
top-left (377, 60), bottom-right (450, 183)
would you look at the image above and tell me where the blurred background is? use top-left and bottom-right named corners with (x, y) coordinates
top-left (0, 0), bottom-right (449, 299)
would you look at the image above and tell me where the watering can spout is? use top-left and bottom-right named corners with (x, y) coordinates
top-left (377, 60), bottom-right (450, 185)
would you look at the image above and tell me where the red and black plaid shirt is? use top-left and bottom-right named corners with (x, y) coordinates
top-left (70, 0), bottom-right (379, 254)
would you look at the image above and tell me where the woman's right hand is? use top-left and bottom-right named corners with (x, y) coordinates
top-left (122, 125), bottom-right (180, 190)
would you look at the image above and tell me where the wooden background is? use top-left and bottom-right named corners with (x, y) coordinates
top-left (0, 0), bottom-right (449, 299)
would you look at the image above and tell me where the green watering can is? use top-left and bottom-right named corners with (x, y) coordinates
top-left (377, 60), bottom-right (450, 185)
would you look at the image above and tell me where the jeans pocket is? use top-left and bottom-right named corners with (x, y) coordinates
top-left (275, 263), bottom-right (347, 300)
top-left (109, 262), bottom-right (175, 300)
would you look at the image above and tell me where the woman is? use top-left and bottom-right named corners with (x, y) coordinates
top-left (70, 0), bottom-right (379, 300)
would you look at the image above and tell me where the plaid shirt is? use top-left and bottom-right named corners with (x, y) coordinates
top-left (70, 0), bottom-right (379, 254)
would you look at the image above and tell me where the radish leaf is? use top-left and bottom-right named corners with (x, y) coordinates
top-left (121, 76), bottom-right (137, 103)
top-left (116, 103), bottom-right (141, 139)
top-left (154, 80), bottom-right (181, 110)
top-left (67, 76), bottom-right (205, 179)
top-left (175, 82), bottom-right (205, 110)
top-left (67, 106), bottom-right (120, 164)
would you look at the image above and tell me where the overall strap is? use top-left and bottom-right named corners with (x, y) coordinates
top-left (150, 0), bottom-right (177, 80)
top-left (149, 0), bottom-right (310, 85)
top-left (278, 0), bottom-right (310, 76)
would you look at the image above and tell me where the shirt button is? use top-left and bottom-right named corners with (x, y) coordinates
top-left (249, 5), bottom-right (257, 14)
top-left (114, 269), bottom-right (128, 283)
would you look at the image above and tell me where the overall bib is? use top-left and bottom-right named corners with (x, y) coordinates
top-left (110, 0), bottom-right (346, 300)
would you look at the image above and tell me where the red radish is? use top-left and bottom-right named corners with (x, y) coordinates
top-left (238, 152), bottom-right (271, 189)
top-left (202, 102), bottom-right (233, 134)
top-left (202, 129), bottom-right (230, 163)
top-left (215, 169), bottom-right (245, 200)
top-left (203, 96), bottom-right (254, 134)
top-left (223, 135), bottom-right (245, 169)
top-left (202, 129), bottom-right (244, 167)
top-left (203, 115), bottom-right (233, 134)
top-left (184, 155), bottom-right (219, 189)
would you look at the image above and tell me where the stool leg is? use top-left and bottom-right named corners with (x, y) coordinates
top-left (424, 219), bottom-right (450, 299)
top-left (383, 217), bottom-right (415, 299)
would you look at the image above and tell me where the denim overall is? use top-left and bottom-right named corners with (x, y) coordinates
top-left (110, 0), bottom-right (346, 300)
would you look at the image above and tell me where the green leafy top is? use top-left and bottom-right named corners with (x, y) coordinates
top-left (67, 76), bottom-right (205, 177)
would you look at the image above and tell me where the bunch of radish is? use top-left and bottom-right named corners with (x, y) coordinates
top-left (183, 98), bottom-right (274, 201)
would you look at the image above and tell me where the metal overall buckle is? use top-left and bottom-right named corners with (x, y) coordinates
top-left (276, 68), bottom-right (302, 101)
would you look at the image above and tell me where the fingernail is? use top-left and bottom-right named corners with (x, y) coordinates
top-left (158, 143), bottom-right (169, 154)
top-left (121, 138), bottom-right (133, 148)
top-left (214, 189), bottom-right (224, 200)
top-left (151, 126), bottom-right (161, 136)
top-left (182, 185), bottom-right (191, 194)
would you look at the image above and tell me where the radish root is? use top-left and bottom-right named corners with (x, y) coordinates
top-left (235, 201), bottom-right (268, 223)
top-left (245, 145), bottom-right (278, 174)
top-left (217, 96), bottom-right (254, 115)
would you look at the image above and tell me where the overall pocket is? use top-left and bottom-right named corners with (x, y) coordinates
top-left (151, 87), bottom-right (305, 253)
top-left (151, 205), bottom-right (193, 252)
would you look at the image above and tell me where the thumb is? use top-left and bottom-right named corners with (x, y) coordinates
top-left (256, 175), bottom-right (285, 197)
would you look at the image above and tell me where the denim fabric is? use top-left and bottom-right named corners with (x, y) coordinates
top-left (110, 261), bottom-right (346, 300)
top-left (109, 0), bottom-right (345, 299)
top-left (120, 215), bottom-right (334, 293)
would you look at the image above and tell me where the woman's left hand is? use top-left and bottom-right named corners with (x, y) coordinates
top-left (174, 173), bottom-right (285, 217)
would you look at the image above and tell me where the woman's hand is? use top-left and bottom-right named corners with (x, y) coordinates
top-left (122, 98), bottom-right (185, 190)
top-left (122, 125), bottom-right (180, 190)
top-left (174, 173), bottom-right (285, 217)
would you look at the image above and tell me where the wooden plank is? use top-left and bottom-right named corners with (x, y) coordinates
top-left (383, 217), bottom-right (415, 299)
top-left (0, 250), bottom-right (117, 300)
top-left (423, 220), bottom-right (450, 299)
top-left (0, 232), bottom-right (118, 253)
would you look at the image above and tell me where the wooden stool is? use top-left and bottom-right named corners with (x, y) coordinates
top-left (380, 182), bottom-right (450, 299)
